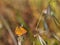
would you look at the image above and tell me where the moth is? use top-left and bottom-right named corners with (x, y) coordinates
top-left (15, 26), bottom-right (27, 36)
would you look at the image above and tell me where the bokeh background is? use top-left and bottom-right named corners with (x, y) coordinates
top-left (0, 0), bottom-right (60, 45)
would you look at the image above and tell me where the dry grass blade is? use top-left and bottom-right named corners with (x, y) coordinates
top-left (18, 36), bottom-right (23, 45)
top-left (0, 15), bottom-right (17, 45)
top-left (38, 35), bottom-right (47, 45)
top-left (52, 33), bottom-right (60, 42)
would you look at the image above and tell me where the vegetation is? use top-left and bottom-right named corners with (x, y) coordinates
top-left (0, 0), bottom-right (60, 45)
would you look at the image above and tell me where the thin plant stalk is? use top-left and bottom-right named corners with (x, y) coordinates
top-left (18, 36), bottom-right (23, 45)
top-left (0, 15), bottom-right (17, 45)
top-left (46, 5), bottom-right (60, 42)
top-left (38, 35), bottom-right (46, 45)
top-left (52, 33), bottom-right (60, 42)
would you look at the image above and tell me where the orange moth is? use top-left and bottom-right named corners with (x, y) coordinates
top-left (15, 26), bottom-right (27, 36)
